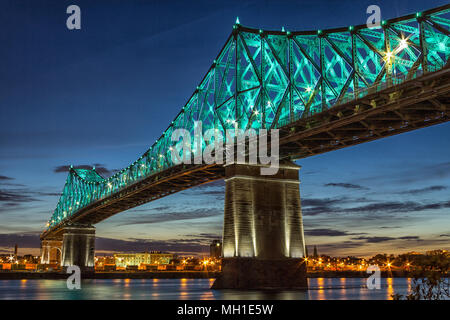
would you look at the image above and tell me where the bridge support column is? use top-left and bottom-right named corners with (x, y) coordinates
top-left (40, 239), bottom-right (62, 265)
top-left (61, 225), bottom-right (96, 273)
top-left (212, 161), bottom-right (307, 289)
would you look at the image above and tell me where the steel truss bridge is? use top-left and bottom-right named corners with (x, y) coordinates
top-left (42, 5), bottom-right (450, 240)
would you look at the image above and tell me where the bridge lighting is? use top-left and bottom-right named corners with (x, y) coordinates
top-left (281, 26), bottom-right (285, 32)
top-left (306, 86), bottom-right (312, 92)
top-left (399, 38), bottom-right (408, 49)
top-left (108, 183), bottom-right (112, 188)
top-left (384, 50), bottom-right (393, 61)
top-left (254, 110), bottom-right (259, 115)
top-left (235, 17), bottom-right (240, 25)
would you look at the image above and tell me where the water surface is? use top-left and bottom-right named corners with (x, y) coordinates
top-left (0, 277), bottom-right (415, 300)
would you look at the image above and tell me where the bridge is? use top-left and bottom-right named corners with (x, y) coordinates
top-left (40, 5), bottom-right (449, 289)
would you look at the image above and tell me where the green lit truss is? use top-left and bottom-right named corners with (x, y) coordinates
top-left (46, 6), bottom-right (450, 229)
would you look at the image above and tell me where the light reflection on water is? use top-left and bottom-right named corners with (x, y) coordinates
top-left (0, 278), bottom-right (414, 300)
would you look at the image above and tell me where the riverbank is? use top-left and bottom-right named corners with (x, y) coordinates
top-left (0, 270), bottom-right (411, 280)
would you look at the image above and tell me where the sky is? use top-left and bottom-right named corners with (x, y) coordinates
top-left (0, 0), bottom-right (449, 258)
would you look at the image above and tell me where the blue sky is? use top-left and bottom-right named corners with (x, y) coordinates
top-left (0, 0), bottom-right (449, 257)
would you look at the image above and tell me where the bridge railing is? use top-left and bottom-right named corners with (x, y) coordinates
top-left (278, 61), bottom-right (446, 128)
top-left (341, 62), bottom-right (444, 104)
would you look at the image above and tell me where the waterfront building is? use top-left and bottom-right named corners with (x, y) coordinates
top-left (114, 251), bottom-right (175, 268)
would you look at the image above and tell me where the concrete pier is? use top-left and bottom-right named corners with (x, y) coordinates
top-left (40, 239), bottom-right (62, 265)
top-left (61, 225), bottom-right (96, 272)
top-left (212, 161), bottom-right (307, 289)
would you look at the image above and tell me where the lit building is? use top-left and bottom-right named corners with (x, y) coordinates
top-left (114, 251), bottom-right (174, 268)
top-left (210, 240), bottom-right (222, 259)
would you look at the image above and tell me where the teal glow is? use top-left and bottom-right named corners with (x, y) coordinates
top-left (45, 6), bottom-right (450, 230)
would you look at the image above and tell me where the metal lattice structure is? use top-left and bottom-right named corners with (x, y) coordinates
top-left (45, 5), bottom-right (449, 231)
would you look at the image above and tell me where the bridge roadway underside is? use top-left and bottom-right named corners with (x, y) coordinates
top-left (41, 66), bottom-right (450, 241)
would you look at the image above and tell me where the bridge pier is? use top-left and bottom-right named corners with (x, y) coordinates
top-left (212, 161), bottom-right (307, 289)
top-left (40, 239), bottom-right (62, 265)
top-left (60, 225), bottom-right (96, 273)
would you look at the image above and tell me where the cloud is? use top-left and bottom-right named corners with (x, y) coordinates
top-left (351, 236), bottom-right (421, 243)
top-left (53, 163), bottom-right (114, 177)
top-left (324, 183), bottom-right (368, 190)
top-left (397, 185), bottom-right (447, 195)
top-left (0, 233), bottom-right (41, 248)
top-left (182, 233), bottom-right (221, 240)
top-left (303, 198), bottom-right (450, 216)
top-left (302, 198), bottom-right (343, 207)
top-left (193, 180), bottom-right (225, 189)
top-left (304, 228), bottom-right (365, 237)
top-left (182, 180), bottom-right (225, 200)
top-left (0, 188), bottom-right (59, 204)
top-left (96, 236), bottom-right (211, 254)
top-left (0, 175), bottom-right (24, 187)
top-left (0, 189), bottom-right (37, 203)
top-left (361, 162), bottom-right (450, 185)
top-left (117, 207), bottom-right (223, 226)
top-left (345, 200), bottom-right (450, 214)
top-left (301, 196), bottom-right (372, 216)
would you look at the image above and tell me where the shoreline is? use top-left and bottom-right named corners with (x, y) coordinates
top-left (0, 270), bottom-right (412, 280)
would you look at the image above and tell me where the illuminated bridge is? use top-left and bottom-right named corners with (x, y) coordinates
top-left (41, 5), bottom-right (449, 289)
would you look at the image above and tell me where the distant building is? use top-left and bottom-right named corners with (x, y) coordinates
top-left (405, 251), bottom-right (421, 255)
top-left (114, 251), bottom-right (174, 268)
top-left (14, 244), bottom-right (18, 258)
top-left (426, 249), bottom-right (448, 256)
top-left (210, 240), bottom-right (222, 259)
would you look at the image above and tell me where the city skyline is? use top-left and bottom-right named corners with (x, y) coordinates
top-left (1, 0), bottom-right (449, 258)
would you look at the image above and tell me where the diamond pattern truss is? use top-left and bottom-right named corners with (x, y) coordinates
top-left (46, 5), bottom-right (449, 229)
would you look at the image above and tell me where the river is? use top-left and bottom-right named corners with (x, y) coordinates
top-left (0, 277), bottom-right (416, 300)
